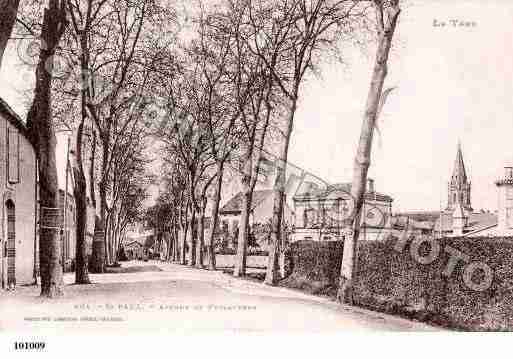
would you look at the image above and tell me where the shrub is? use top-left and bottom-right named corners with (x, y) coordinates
top-left (283, 237), bottom-right (513, 331)
top-left (280, 240), bottom-right (344, 297)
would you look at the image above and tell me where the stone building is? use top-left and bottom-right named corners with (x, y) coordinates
top-left (291, 179), bottom-right (394, 242)
top-left (55, 189), bottom-right (95, 272)
top-left (402, 144), bottom-right (513, 238)
top-left (53, 137), bottom-right (96, 272)
top-left (0, 97), bottom-right (37, 288)
top-left (447, 166), bottom-right (513, 237)
top-left (401, 144), bottom-right (496, 237)
top-left (218, 190), bottom-right (294, 247)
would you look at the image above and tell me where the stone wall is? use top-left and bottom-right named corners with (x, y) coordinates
top-left (0, 113), bottom-right (37, 286)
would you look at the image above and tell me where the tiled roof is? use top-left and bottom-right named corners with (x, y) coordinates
top-left (0, 96), bottom-right (33, 146)
top-left (433, 212), bottom-right (498, 233)
top-left (294, 182), bottom-right (393, 203)
top-left (385, 215), bottom-right (435, 231)
top-left (396, 211), bottom-right (498, 234)
top-left (124, 240), bottom-right (143, 248)
top-left (220, 190), bottom-right (274, 214)
top-left (396, 211), bottom-right (442, 222)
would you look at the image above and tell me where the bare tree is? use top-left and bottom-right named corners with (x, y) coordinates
top-left (187, 4), bottom-right (251, 270)
top-left (84, 0), bottom-right (172, 269)
top-left (106, 118), bottom-right (151, 263)
top-left (161, 106), bottom-right (215, 267)
top-left (194, 1), bottom-right (282, 276)
top-left (237, 0), bottom-right (363, 285)
top-left (337, 0), bottom-right (400, 304)
top-left (25, 0), bottom-right (67, 298)
top-left (0, 0), bottom-right (20, 67)
top-left (64, 0), bottom-right (113, 284)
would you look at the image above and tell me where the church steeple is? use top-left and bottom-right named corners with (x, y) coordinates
top-left (446, 142), bottom-right (473, 212)
top-left (452, 141), bottom-right (468, 184)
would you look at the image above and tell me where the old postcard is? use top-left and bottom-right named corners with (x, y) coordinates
top-left (0, 0), bottom-right (512, 355)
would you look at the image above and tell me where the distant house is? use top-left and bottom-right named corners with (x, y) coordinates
top-left (291, 178), bottom-right (394, 242)
top-left (428, 166), bottom-right (513, 238)
top-left (52, 189), bottom-right (95, 272)
top-left (398, 144), bottom-right (513, 239)
top-left (122, 223), bottom-right (155, 258)
top-left (124, 240), bottom-right (144, 260)
top-left (0, 97), bottom-right (37, 288)
top-left (33, 133), bottom-right (97, 274)
top-left (218, 190), bottom-right (294, 245)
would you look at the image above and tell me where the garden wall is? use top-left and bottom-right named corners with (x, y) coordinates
top-left (215, 254), bottom-right (268, 270)
top-left (282, 238), bottom-right (513, 331)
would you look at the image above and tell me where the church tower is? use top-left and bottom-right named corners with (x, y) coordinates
top-left (446, 142), bottom-right (473, 213)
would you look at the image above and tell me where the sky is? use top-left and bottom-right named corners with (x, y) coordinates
top-left (1, 0), bottom-right (512, 212)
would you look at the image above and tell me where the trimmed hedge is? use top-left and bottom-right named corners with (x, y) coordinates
top-left (282, 238), bottom-right (513, 331)
top-left (281, 240), bottom-right (345, 296)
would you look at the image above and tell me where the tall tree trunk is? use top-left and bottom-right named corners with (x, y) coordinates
top-left (195, 197), bottom-right (206, 268)
top-left (106, 212), bottom-right (114, 264)
top-left (112, 212), bottom-right (120, 264)
top-left (88, 129), bottom-right (97, 258)
top-left (188, 204), bottom-right (197, 267)
top-left (73, 30), bottom-right (91, 284)
top-left (264, 97), bottom-right (297, 286)
top-left (90, 195), bottom-right (106, 272)
top-left (101, 183), bottom-right (109, 265)
top-left (165, 230), bottom-right (172, 261)
top-left (105, 208), bottom-right (113, 265)
top-left (180, 200), bottom-right (189, 265)
top-left (91, 134), bottom-right (109, 270)
top-left (206, 163), bottom-right (224, 270)
top-left (73, 120), bottom-right (91, 284)
top-left (337, 1), bottom-right (400, 304)
top-left (171, 216), bottom-right (176, 261)
top-left (0, 0), bottom-right (20, 69)
top-left (173, 230), bottom-right (179, 262)
top-left (234, 152), bottom-right (253, 277)
top-left (91, 215), bottom-right (104, 271)
top-left (174, 214), bottom-right (180, 262)
top-left (25, 0), bottom-right (67, 298)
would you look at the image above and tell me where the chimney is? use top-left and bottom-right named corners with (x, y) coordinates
top-left (367, 178), bottom-right (375, 193)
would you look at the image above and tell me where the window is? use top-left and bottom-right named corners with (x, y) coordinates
top-left (7, 128), bottom-right (20, 184)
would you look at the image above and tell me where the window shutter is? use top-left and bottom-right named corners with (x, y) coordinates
top-left (7, 128), bottom-right (20, 183)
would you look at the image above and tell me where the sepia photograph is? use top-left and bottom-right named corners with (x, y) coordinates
top-left (0, 0), bottom-right (512, 355)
